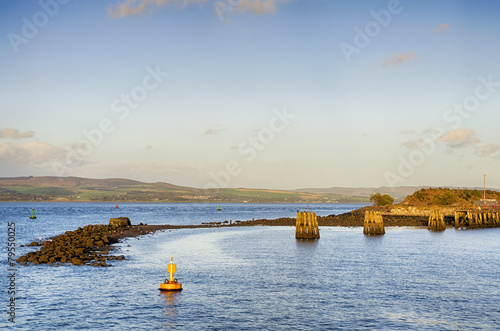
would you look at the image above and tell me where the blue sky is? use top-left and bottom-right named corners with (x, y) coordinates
top-left (1, 0), bottom-right (500, 190)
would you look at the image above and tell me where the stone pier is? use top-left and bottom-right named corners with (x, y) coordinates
top-left (363, 211), bottom-right (385, 235)
top-left (295, 211), bottom-right (320, 239)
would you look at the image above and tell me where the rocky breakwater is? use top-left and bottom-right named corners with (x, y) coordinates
top-left (17, 223), bottom-right (129, 267)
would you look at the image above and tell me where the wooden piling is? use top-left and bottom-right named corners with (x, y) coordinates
top-left (363, 211), bottom-right (385, 235)
top-left (295, 211), bottom-right (320, 239)
top-left (455, 210), bottom-right (468, 229)
top-left (455, 210), bottom-right (500, 229)
top-left (428, 209), bottom-right (446, 231)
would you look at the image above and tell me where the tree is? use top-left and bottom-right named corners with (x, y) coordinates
top-left (432, 191), bottom-right (457, 205)
top-left (370, 193), bottom-right (395, 206)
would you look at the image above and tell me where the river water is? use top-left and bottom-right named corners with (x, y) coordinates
top-left (1, 203), bottom-right (499, 330)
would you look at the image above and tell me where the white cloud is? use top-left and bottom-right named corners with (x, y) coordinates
top-left (108, 0), bottom-right (199, 18)
top-left (236, 0), bottom-right (288, 14)
top-left (381, 52), bottom-right (419, 67)
top-left (436, 128), bottom-right (480, 148)
top-left (475, 144), bottom-right (500, 157)
top-left (402, 139), bottom-right (423, 150)
top-left (108, 0), bottom-right (292, 18)
top-left (434, 23), bottom-right (451, 34)
top-left (0, 128), bottom-right (34, 140)
top-left (204, 126), bottom-right (225, 135)
top-left (0, 141), bottom-right (63, 164)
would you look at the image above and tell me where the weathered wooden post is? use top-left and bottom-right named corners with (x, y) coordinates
top-left (454, 210), bottom-right (467, 229)
top-left (363, 211), bottom-right (385, 235)
top-left (428, 209), bottom-right (446, 231)
top-left (475, 212), bottom-right (482, 228)
top-left (295, 211), bottom-right (320, 239)
top-left (468, 211), bottom-right (480, 228)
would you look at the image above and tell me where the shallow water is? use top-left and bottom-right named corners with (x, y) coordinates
top-left (1, 203), bottom-right (499, 330)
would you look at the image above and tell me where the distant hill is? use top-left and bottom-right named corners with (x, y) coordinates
top-left (0, 176), bottom-right (369, 203)
top-left (3, 176), bottom-right (497, 204)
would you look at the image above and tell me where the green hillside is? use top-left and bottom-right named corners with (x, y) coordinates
top-left (0, 176), bottom-right (369, 203)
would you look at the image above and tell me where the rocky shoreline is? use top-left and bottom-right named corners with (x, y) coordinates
top-left (16, 224), bottom-right (185, 267)
top-left (18, 207), bottom-right (455, 267)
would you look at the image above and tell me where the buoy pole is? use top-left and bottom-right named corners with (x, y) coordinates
top-left (168, 256), bottom-right (175, 282)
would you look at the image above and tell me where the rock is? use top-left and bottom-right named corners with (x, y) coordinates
top-left (71, 258), bottom-right (84, 266)
top-left (109, 217), bottom-right (131, 227)
top-left (17, 222), bottom-right (133, 267)
top-left (16, 256), bottom-right (27, 263)
top-left (38, 255), bottom-right (49, 263)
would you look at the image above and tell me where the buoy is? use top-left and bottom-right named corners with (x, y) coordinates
top-left (30, 208), bottom-right (37, 219)
top-left (115, 204), bottom-right (119, 209)
top-left (217, 206), bottom-right (221, 211)
top-left (159, 256), bottom-right (182, 291)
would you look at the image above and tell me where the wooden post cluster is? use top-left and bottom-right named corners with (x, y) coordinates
top-left (363, 211), bottom-right (385, 235)
top-left (454, 210), bottom-right (468, 229)
top-left (455, 210), bottom-right (500, 229)
top-left (295, 211), bottom-right (320, 239)
top-left (467, 211), bottom-right (500, 228)
top-left (428, 209), bottom-right (446, 231)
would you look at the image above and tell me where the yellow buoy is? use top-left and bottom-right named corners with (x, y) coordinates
top-left (159, 256), bottom-right (183, 291)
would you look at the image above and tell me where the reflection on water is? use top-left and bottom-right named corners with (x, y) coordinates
top-left (160, 291), bottom-right (180, 315)
top-left (160, 291), bottom-right (181, 330)
top-left (295, 238), bottom-right (320, 250)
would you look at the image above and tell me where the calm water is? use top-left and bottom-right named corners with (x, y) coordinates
top-left (1, 203), bottom-right (499, 330)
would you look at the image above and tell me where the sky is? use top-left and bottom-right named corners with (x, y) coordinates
top-left (1, 0), bottom-right (500, 190)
